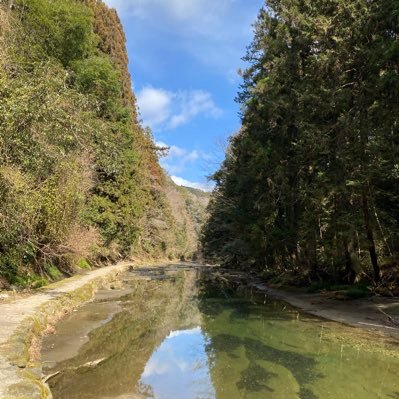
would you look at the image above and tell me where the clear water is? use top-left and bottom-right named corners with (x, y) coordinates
top-left (41, 266), bottom-right (399, 399)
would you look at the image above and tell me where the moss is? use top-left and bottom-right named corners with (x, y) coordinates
top-left (6, 380), bottom-right (43, 399)
top-left (307, 282), bottom-right (371, 298)
top-left (12, 274), bottom-right (48, 289)
top-left (45, 265), bottom-right (62, 281)
top-left (5, 368), bottom-right (53, 399)
top-left (76, 258), bottom-right (91, 270)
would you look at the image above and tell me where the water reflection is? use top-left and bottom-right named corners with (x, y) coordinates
top-left (138, 327), bottom-right (215, 399)
top-left (42, 266), bottom-right (399, 399)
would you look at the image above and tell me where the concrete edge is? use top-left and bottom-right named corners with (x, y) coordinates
top-left (1, 264), bottom-right (130, 399)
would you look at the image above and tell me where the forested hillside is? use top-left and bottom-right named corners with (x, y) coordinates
top-left (0, 0), bottom-right (208, 288)
top-left (165, 179), bottom-right (211, 260)
top-left (202, 0), bottom-right (399, 291)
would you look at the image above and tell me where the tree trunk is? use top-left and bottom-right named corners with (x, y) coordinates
top-left (362, 190), bottom-right (380, 282)
top-left (344, 237), bottom-right (363, 283)
top-left (344, 241), bottom-right (356, 284)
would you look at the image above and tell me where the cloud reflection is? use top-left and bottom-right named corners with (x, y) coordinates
top-left (139, 327), bottom-right (215, 399)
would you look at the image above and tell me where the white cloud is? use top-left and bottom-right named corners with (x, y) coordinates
top-left (156, 141), bottom-right (186, 158)
top-left (185, 150), bottom-right (199, 162)
top-left (167, 327), bottom-right (201, 339)
top-left (104, 0), bottom-right (233, 25)
top-left (142, 357), bottom-right (171, 378)
top-left (137, 87), bottom-right (221, 131)
top-left (171, 175), bottom-right (214, 192)
top-left (155, 141), bottom-right (201, 175)
top-left (169, 91), bottom-right (222, 129)
top-left (103, 0), bottom-right (260, 77)
top-left (136, 87), bottom-right (172, 128)
top-left (155, 141), bottom-right (216, 185)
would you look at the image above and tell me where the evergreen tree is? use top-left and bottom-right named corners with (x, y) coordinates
top-left (202, 0), bottom-right (399, 289)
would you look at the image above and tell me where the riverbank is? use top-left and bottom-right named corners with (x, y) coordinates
top-left (254, 283), bottom-right (399, 338)
top-left (2, 264), bottom-right (399, 399)
top-left (0, 261), bottom-right (155, 399)
top-left (216, 269), bottom-right (399, 340)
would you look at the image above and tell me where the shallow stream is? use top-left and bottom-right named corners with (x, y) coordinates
top-left (42, 265), bottom-right (399, 399)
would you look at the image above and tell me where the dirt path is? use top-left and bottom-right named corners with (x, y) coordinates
top-left (0, 262), bottom-right (133, 399)
top-left (251, 282), bottom-right (399, 340)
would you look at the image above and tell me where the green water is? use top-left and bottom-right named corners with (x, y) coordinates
top-left (42, 266), bottom-right (399, 399)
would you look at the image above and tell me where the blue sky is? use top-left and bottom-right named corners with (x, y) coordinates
top-left (103, 0), bottom-right (264, 190)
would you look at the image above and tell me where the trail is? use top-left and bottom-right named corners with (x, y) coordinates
top-left (0, 262), bottom-right (133, 398)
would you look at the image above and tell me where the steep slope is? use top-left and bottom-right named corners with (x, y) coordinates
top-left (164, 178), bottom-right (210, 259)
top-left (0, 0), bottom-right (208, 287)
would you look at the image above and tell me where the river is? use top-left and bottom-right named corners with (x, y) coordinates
top-left (41, 265), bottom-right (399, 399)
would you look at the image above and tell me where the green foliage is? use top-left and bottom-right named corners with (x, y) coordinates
top-left (46, 263), bottom-right (63, 280)
top-left (16, 0), bottom-right (95, 65)
top-left (76, 258), bottom-right (91, 270)
top-left (13, 274), bottom-right (48, 289)
top-left (0, 57), bottom-right (95, 283)
top-left (202, 0), bottom-right (399, 289)
top-left (72, 55), bottom-right (119, 95)
top-left (0, 0), bottom-right (195, 287)
top-left (71, 55), bottom-right (127, 118)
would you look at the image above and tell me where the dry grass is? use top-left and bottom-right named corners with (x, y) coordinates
top-left (77, 151), bottom-right (96, 194)
top-left (0, 8), bottom-right (8, 61)
top-left (61, 153), bottom-right (99, 260)
top-left (28, 335), bottom-right (42, 363)
top-left (0, 5), bottom-right (12, 68)
top-left (65, 225), bottom-right (101, 259)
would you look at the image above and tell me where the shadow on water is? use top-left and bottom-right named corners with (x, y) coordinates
top-left (42, 266), bottom-right (399, 399)
top-left (195, 272), bottom-right (322, 398)
top-left (236, 362), bottom-right (277, 393)
top-left (209, 334), bottom-right (321, 398)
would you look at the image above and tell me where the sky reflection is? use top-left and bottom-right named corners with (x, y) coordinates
top-left (138, 327), bottom-right (215, 399)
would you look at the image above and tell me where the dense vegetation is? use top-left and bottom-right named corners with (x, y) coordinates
top-left (0, 0), bottom-right (208, 288)
top-left (202, 0), bottom-right (399, 292)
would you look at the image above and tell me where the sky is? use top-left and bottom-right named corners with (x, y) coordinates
top-left (140, 327), bottom-right (215, 398)
top-left (103, 0), bottom-right (264, 190)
